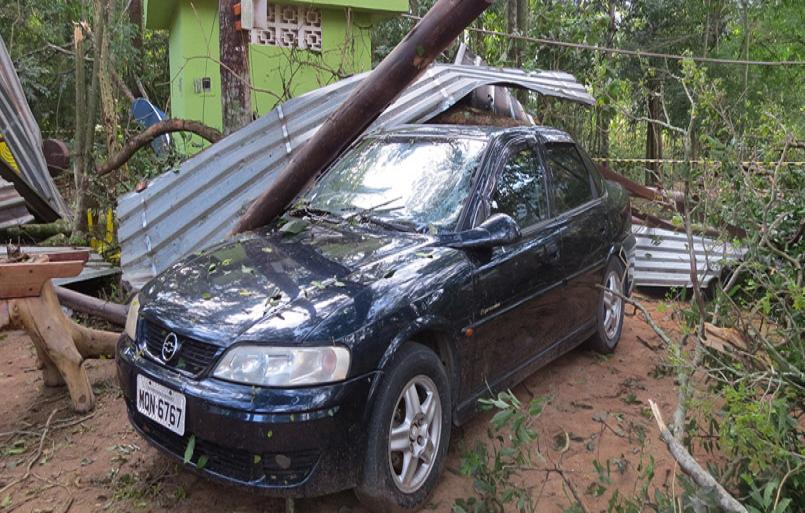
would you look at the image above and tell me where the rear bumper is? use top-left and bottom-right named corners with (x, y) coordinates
top-left (116, 334), bottom-right (377, 497)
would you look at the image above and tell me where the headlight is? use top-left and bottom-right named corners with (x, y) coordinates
top-left (213, 345), bottom-right (350, 387)
top-left (124, 295), bottom-right (140, 340)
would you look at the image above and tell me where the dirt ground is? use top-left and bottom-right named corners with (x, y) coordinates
top-left (0, 296), bottom-right (684, 513)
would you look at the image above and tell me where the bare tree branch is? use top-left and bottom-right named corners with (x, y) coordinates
top-left (96, 119), bottom-right (223, 176)
top-left (649, 400), bottom-right (749, 513)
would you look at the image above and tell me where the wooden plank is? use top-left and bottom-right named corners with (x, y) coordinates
top-left (0, 260), bottom-right (85, 298)
top-left (43, 250), bottom-right (90, 263)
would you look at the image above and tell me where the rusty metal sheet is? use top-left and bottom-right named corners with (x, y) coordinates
top-left (0, 35), bottom-right (69, 221)
top-left (0, 177), bottom-right (33, 229)
top-left (117, 63), bottom-right (595, 289)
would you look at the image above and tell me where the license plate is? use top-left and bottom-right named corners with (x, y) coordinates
top-left (136, 375), bottom-right (186, 436)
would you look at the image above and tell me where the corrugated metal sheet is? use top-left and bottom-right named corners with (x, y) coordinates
top-left (632, 224), bottom-right (745, 288)
top-left (0, 246), bottom-right (120, 286)
top-left (117, 63), bottom-right (594, 289)
top-left (0, 177), bottom-right (33, 229)
top-left (0, 35), bottom-right (69, 221)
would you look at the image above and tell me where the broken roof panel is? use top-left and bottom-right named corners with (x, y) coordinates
top-left (0, 35), bottom-right (70, 221)
top-left (0, 177), bottom-right (33, 229)
top-left (117, 63), bottom-right (595, 289)
top-left (633, 224), bottom-right (745, 288)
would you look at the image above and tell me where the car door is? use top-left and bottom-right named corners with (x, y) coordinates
top-left (543, 142), bottom-right (609, 330)
top-left (461, 138), bottom-right (566, 402)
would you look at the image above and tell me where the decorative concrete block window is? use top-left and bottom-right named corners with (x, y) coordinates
top-left (250, 3), bottom-right (323, 52)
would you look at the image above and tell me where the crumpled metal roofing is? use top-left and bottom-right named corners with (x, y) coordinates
top-left (633, 224), bottom-right (745, 288)
top-left (0, 177), bottom-right (33, 229)
top-left (0, 35), bottom-right (69, 221)
top-left (117, 63), bottom-right (594, 289)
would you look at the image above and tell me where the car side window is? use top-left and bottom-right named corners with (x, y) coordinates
top-left (491, 146), bottom-right (548, 228)
top-left (575, 144), bottom-right (606, 195)
top-left (544, 143), bottom-right (594, 213)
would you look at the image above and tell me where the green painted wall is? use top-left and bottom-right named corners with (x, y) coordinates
top-left (144, 0), bottom-right (406, 152)
top-left (168, 0), bottom-right (222, 152)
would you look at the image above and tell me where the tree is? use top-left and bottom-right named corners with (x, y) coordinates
top-left (218, 0), bottom-right (252, 134)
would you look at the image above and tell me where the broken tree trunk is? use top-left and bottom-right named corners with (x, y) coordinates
top-left (219, 0), bottom-right (253, 134)
top-left (1, 253), bottom-right (119, 412)
top-left (234, 0), bottom-right (495, 233)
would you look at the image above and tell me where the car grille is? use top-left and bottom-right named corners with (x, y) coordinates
top-left (132, 414), bottom-right (319, 486)
top-left (140, 319), bottom-right (222, 376)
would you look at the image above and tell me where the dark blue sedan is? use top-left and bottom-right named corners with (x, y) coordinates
top-left (117, 124), bottom-right (635, 512)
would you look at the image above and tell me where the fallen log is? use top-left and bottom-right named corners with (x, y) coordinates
top-left (55, 285), bottom-right (127, 326)
top-left (234, 0), bottom-right (495, 233)
top-left (0, 220), bottom-right (71, 241)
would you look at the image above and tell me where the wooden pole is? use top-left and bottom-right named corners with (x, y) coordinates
top-left (234, 0), bottom-right (494, 234)
top-left (55, 285), bottom-right (127, 326)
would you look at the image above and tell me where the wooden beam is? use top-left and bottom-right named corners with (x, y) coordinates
top-left (234, 0), bottom-right (495, 233)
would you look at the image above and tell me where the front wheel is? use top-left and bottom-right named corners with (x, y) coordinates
top-left (355, 343), bottom-right (451, 512)
top-left (589, 258), bottom-right (626, 353)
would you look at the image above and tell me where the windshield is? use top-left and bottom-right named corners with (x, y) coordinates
top-left (300, 136), bottom-right (487, 232)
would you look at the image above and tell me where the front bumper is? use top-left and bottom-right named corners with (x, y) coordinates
top-left (116, 334), bottom-right (377, 497)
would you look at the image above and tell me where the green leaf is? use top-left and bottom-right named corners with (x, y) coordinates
top-left (196, 454), bottom-right (208, 469)
top-left (253, 455), bottom-right (262, 464)
top-left (490, 409), bottom-right (515, 430)
top-left (279, 218), bottom-right (309, 236)
top-left (383, 269), bottom-right (396, 279)
top-left (261, 247), bottom-right (273, 253)
top-left (183, 435), bottom-right (196, 464)
top-left (311, 280), bottom-right (325, 290)
top-left (266, 430), bottom-right (273, 439)
top-left (222, 258), bottom-right (232, 266)
top-left (239, 289), bottom-right (252, 297)
top-left (1, 495), bottom-right (11, 508)
top-left (201, 292), bottom-right (211, 300)
top-left (671, 214), bottom-right (684, 227)
top-left (415, 251), bottom-right (434, 258)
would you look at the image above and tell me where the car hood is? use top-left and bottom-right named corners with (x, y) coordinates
top-left (139, 220), bottom-right (433, 344)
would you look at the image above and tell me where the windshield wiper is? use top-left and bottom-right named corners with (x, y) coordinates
top-left (355, 214), bottom-right (417, 233)
top-left (286, 204), bottom-right (344, 224)
top-left (339, 198), bottom-right (416, 232)
top-left (341, 197), bottom-right (403, 221)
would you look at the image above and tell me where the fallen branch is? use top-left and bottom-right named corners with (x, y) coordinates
top-left (649, 400), bottom-right (748, 513)
top-left (96, 119), bottom-right (223, 176)
top-left (0, 408), bottom-right (60, 495)
top-left (596, 285), bottom-right (675, 347)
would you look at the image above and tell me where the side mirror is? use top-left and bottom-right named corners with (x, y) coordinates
top-left (440, 214), bottom-right (522, 249)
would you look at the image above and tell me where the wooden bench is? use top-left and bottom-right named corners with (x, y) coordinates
top-left (0, 250), bottom-right (119, 412)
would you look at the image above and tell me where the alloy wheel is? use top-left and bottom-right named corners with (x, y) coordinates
top-left (602, 271), bottom-right (624, 340)
top-left (388, 375), bottom-right (442, 493)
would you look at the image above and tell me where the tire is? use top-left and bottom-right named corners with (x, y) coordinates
top-left (589, 258), bottom-right (626, 354)
top-left (355, 343), bottom-right (452, 513)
